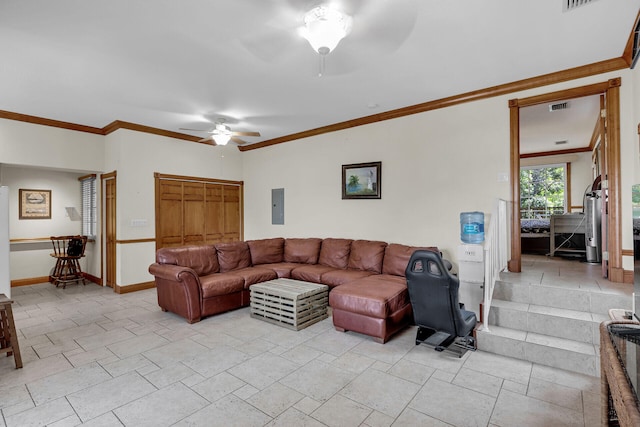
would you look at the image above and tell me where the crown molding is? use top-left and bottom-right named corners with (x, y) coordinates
top-left (0, 55), bottom-right (631, 151)
top-left (240, 57), bottom-right (628, 151)
top-left (0, 109), bottom-right (103, 134)
top-left (622, 9), bottom-right (640, 66)
top-left (102, 120), bottom-right (201, 142)
top-left (520, 146), bottom-right (592, 159)
top-left (0, 111), bottom-right (200, 142)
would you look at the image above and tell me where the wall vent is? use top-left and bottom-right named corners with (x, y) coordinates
top-left (549, 101), bottom-right (569, 112)
top-left (563, 0), bottom-right (600, 12)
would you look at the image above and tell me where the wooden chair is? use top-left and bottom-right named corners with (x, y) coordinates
top-left (0, 294), bottom-right (22, 369)
top-left (50, 235), bottom-right (87, 289)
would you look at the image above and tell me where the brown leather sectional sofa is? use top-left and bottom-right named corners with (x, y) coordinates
top-left (148, 237), bottom-right (437, 343)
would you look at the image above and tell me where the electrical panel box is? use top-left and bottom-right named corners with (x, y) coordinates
top-left (272, 188), bottom-right (284, 225)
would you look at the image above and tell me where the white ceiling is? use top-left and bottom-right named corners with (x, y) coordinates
top-left (0, 0), bottom-right (638, 150)
top-left (520, 95), bottom-right (602, 155)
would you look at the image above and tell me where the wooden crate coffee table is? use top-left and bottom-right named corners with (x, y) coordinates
top-left (250, 278), bottom-right (328, 331)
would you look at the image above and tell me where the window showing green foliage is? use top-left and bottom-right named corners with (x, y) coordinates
top-left (632, 185), bottom-right (640, 218)
top-left (520, 165), bottom-right (566, 219)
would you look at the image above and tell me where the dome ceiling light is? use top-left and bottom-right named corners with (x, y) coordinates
top-left (299, 5), bottom-right (352, 76)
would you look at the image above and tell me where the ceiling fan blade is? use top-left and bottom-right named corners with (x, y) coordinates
top-left (230, 136), bottom-right (248, 145)
top-left (180, 127), bottom-right (211, 132)
top-left (232, 131), bottom-right (261, 137)
top-left (198, 136), bottom-right (215, 144)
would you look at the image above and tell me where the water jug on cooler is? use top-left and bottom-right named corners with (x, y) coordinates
top-left (460, 212), bottom-right (484, 244)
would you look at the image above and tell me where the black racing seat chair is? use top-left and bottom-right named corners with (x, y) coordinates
top-left (405, 250), bottom-right (477, 357)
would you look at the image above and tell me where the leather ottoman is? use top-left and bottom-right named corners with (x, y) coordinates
top-left (329, 278), bottom-right (413, 343)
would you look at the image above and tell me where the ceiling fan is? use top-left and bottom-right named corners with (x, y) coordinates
top-left (180, 121), bottom-right (261, 146)
top-left (240, 0), bottom-right (419, 75)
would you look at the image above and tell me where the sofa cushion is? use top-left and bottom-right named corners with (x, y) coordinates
top-left (318, 238), bottom-right (352, 269)
top-left (382, 244), bottom-right (439, 277)
top-left (291, 264), bottom-right (336, 284)
top-left (329, 279), bottom-right (409, 319)
top-left (215, 241), bottom-right (251, 273)
top-left (347, 240), bottom-right (387, 273)
top-left (284, 238), bottom-right (322, 264)
top-left (247, 238), bottom-right (284, 265)
top-left (156, 245), bottom-right (219, 276)
top-left (365, 274), bottom-right (408, 286)
top-left (229, 267), bottom-right (278, 289)
top-left (320, 269), bottom-right (374, 288)
top-left (255, 262), bottom-right (302, 279)
top-left (200, 273), bottom-right (245, 298)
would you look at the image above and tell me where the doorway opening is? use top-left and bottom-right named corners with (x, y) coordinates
top-left (509, 78), bottom-right (623, 282)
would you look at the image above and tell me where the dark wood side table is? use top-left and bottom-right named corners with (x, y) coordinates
top-left (601, 320), bottom-right (640, 426)
top-left (0, 294), bottom-right (22, 369)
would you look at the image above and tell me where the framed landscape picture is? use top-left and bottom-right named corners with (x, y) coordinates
top-left (342, 161), bottom-right (381, 199)
top-left (19, 189), bottom-right (51, 219)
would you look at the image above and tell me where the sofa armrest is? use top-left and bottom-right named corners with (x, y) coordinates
top-left (149, 263), bottom-right (198, 282)
top-left (149, 263), bottom-right (203, 323)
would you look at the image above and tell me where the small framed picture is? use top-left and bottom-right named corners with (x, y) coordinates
top-left (19, 189), bottom-right (51, 219)
top-left (342, 161), bottom-right (381, 199)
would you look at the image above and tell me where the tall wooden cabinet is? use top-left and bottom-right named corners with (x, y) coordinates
top-left (155, 173), bottom-right (243, 249)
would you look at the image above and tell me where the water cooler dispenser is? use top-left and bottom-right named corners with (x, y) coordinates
top-left (585, 190), bottom-right (602, 263)
top-left (457, 244), bottom-right (484, 318)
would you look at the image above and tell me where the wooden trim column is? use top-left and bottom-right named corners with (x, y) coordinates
top-left (606, 79), bottom-right (623, 282)
top-left (508, 99), bottom-right (521, 273)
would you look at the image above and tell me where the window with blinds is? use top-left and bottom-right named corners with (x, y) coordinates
top-left (80, 175), bottom-right (97, 238)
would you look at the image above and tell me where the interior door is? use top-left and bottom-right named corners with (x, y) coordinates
top-left (102, 173), bottom-right (116, 288)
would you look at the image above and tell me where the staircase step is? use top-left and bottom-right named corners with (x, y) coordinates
top-left (488, 299), bottom-right (602, 344)
top-left (493, 279), bottom-right (631, 315)
top-left (476, 325), bottom-right (598, 376)
top-left (477, 261), bottom-right (631, 376)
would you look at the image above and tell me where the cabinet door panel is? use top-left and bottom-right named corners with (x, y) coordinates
top-left (223, 185), bottom-right (241, 242)
top-left (183, 182), bottom-right (205, 245)
top-left (156, 175), bottom-right (242, 249)
top-left (205, 184), bottom-right (224, 244)
top-left (158, 181), bottom-right (184, 247)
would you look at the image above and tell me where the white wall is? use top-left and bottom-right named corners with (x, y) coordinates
top-left (0, 119), bottom-right (105, 283)
top-left (0, 118), bottom-right (246, 288)
top-left (244, 96), bottom-right (511, 262)
top-left (617, 69), bottom-right (639, 271)
top-left (0, 119), bottom-right (104, 172)
top-left (0, 187), bottom-right (9, 297)
top-left (633, 62), bottom-right (640, 185)
top-left (104, 129), bottom-right (244, 288)
top-left (0, 68), bottom-right (637, 286)
top-left (628, 62), bottom-right (640, 273)
top-left (243, 69), bottom-right (638, 269)
top-left (0, 166), bottom-right (89, 280)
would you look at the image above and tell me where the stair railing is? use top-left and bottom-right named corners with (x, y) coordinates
top-left (482, 199), bottom-right (508, 331)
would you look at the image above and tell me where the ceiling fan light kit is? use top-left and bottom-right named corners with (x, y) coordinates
top-left (212, 134), bottom-right (231, 146)
top-left (212, 123), bottom-right (232, 146)
top-left (300, 5), bottom-right (352, 76)
top-left (180, 120), bottom-right (260, 147)
top-left (300, 6), bottom-right (352, 55)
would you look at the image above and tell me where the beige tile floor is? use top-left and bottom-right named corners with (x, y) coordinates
top-left (0, 271), bottom-right (603, 427)
top-left (516, 254), bottom-right (631, 295)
